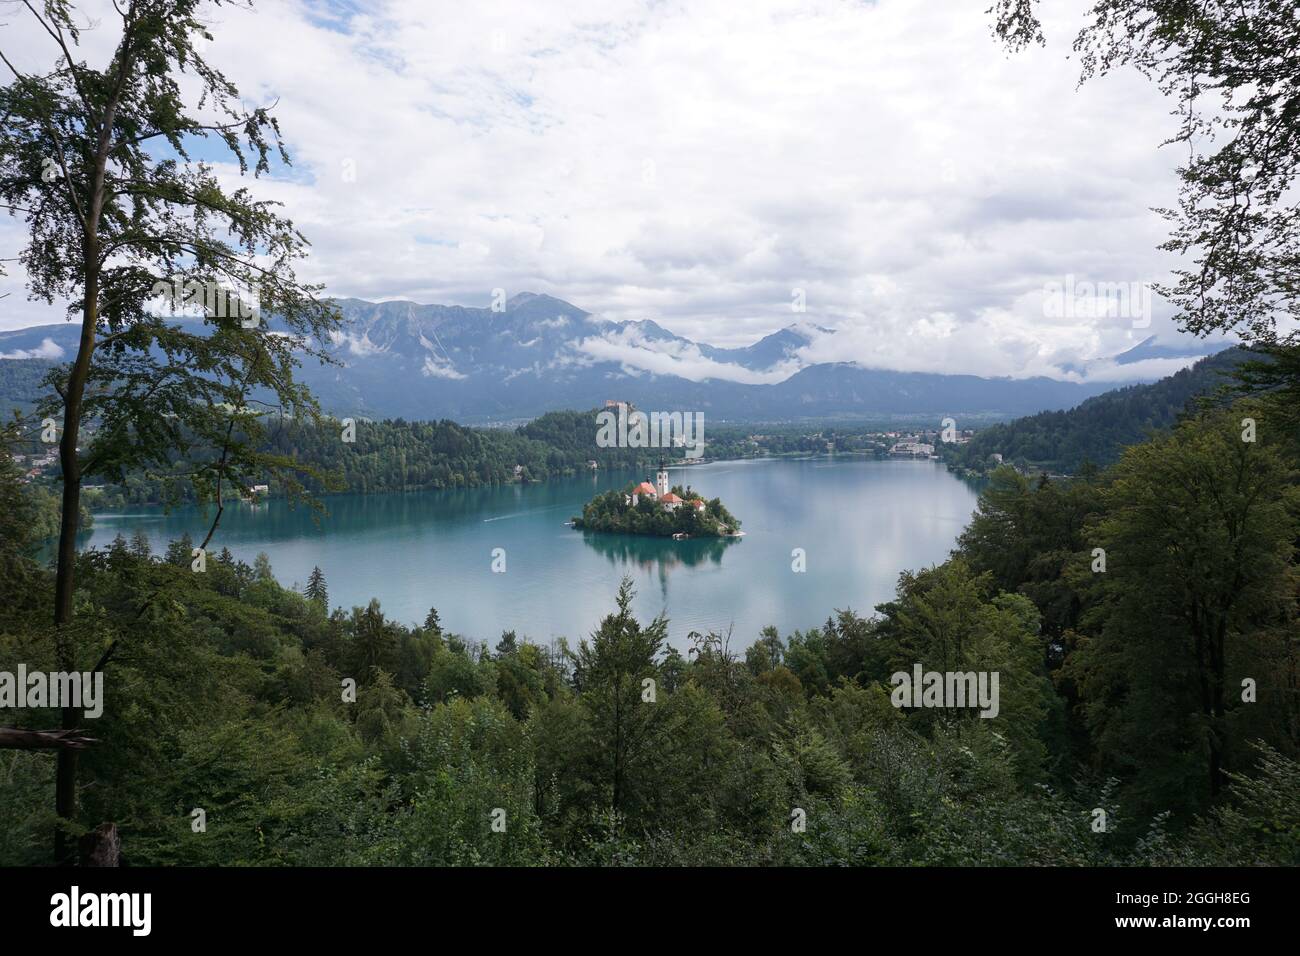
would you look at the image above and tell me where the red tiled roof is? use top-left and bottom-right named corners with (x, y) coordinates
top-left (661, 492), bottom-right (683, 503)
top-left (634, 482), bottom-right (657, 495)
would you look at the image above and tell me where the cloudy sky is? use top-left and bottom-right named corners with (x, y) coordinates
top-left (0, 0), bottom-right (1237, 382)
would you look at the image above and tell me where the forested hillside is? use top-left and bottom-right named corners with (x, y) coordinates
top-left (943, 349), bottom-right (1245, 474)
top-left (2, 386), bottom-right (1297, 866)
top-left (81, 411), bottom-right (681, 507)
top-left (75, 412), bottom-right (889, 509)
top-left (0, 359), bottom-right (56, 416)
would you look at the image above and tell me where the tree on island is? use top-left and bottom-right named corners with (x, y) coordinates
top-left (572, 484), bottom-right (741, 538)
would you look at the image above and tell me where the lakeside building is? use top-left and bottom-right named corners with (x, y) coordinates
top-left (889, 440), bottom-right (936, 457)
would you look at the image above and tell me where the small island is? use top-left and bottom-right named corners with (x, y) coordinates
top-left (572, 462), bottom-right (742, 538)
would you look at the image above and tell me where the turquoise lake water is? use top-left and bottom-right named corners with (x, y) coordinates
top-left (81, 457), bottom-right (981, 650)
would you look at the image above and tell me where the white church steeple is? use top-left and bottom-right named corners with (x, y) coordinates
top-left (656, 459), bottom-right (670, 498)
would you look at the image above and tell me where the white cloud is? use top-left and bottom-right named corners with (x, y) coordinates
top-left (1067, 356), bottom-right (1205, 384)
top-left (420, 356), bottom-right (466, 380)
top-left (576, 326), bottom-right (800, 384)
top-left (0, 0), bottom-right (1226, 382)
top-left (329, 329), bottom-right (386, 356)
top-left (0, 337), bottom-right (65, 360)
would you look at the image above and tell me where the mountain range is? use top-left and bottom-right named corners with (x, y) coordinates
top-left (0, 292), bottom-right (1227, 423)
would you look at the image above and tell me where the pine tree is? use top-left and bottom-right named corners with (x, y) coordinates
top-left (571, 577), bottom-right (668, 812)
top-left (496, 630), bottom-right (519, 656)
top-left (423, 607), bottom-right (443, 636)
top-left (129, 530), bottom-right (152, 559)
top-left (305, 566), bottom-right (328, 609)
top-left (253, 552), bottom-right (275, 583)
top-left (165, 533), bottom-right (195, 568)
top-left (350, 599), bottom-right (398, 681)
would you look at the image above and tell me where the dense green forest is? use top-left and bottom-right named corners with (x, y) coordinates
top-left (572, 484), bottom-right (741, 537)
top-left (942, 349), bottom-right (1246, 475)
top-left (57, 410), bottom-right (889, 511)
top-left (4, 402), bottom-right (898, 514)
top-left (68, 411), bottom-right (674, 508)
top-left (2, 383), bottom-right (1296, 866)
top-left (0, 358), bottom-right (56, 417)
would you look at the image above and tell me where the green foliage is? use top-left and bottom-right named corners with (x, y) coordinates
top-left (0, 0), bottom-right (344, 514)
top-left (992, 3), bottom-right (1300, 343)
top-left (572, 484), bottom-right (740, 537)
top-left (943, 350), bottom-right (1245, 475)
top-left (1068, 405), bottom-right (1298, 821)
top-left (2, 383), bottom-right (1299, 866)
top-left (305, 566), bottom-right (328, 610)
top-left (48, 411), bottom-right (914, 513)
top-left (394, 696), bottom-right (545, 866)
top-left (1174, 744), bottom-right (1300, 866)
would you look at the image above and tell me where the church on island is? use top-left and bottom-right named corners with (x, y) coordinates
top-left (572, 459), bottom-right (740, 538)
top-left (626, 461), bottom-right (706, 513)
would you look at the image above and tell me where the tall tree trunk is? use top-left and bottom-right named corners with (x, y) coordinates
top-left (612, 692), bottom-right (623, 813)
top-left (1209, 618), bottom-right (1228, 798)
top-left (79, 823), bottom-right (121, 867)
top-left (52, 261), bottom-right (98, 865)
top-left (1190, 606), bottom-right (1217, 803)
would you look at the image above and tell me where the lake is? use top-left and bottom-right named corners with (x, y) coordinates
top-left (80, 457), bottom-right (982, 650)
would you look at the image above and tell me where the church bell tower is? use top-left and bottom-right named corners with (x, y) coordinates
top-left (656, 459), bottom-right (669, 498)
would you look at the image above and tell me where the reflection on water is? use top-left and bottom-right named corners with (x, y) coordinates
top-left (578, 528), bottom-right (738, 569)
top-left (78, 457), bottom-right (981, 650)
top-left (577, 529), bottom-right (742, 610)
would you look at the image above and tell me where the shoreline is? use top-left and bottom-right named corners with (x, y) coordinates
top-left (75, 449), bottom-right (904, 514)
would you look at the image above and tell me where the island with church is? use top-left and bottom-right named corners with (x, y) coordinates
top-left (571, 461), bottom-right (743, 539)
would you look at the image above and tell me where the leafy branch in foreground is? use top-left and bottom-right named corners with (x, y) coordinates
top-left (991, 0), bottom-right (1300, 345)
top-left (0, 0), bottom-right (340, 861)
